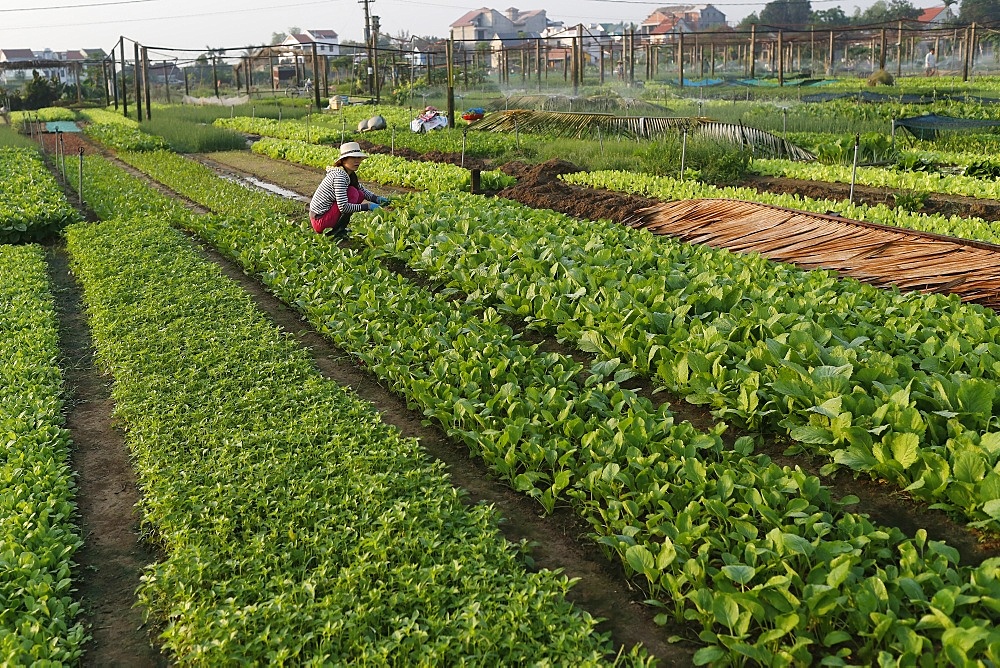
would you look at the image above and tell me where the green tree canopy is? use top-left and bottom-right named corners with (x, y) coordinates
top-left (23, 71), bottom-right (60, 109)
top-left (810, 7), bottom-right (852, 26)
top-left (959, 0), bottom-right (1000, 24)
top-left (759, 0), bottom-right (813, 28)
top-left (856, 0), bottom-right (921, 23)
top-left (737, 12), bottom-right (759, 29)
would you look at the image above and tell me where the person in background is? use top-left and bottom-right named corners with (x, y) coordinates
top-left (308, 141), bottom-right (389, 236)
top-left (924, 48), bottom-right (937, 77)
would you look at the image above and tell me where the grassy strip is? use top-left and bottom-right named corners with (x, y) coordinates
top-left (65, 213), bottom-right (639, 665)
top-left (0, 125), bottom-right (36, 149)
top-left (0, 147), bottom-right (81, 243)
top-left (0, 245), bottom-right (86, 663)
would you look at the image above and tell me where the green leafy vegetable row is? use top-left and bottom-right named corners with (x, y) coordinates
top-left (0, 147), bottom-right (81, 243)
top-left (77, 109), bottom-right (137, 127)
top-left (82, 124), bottom-right (170, 153)
top-left (213, 116), bottom-right (340, 143)
top-left (0, 245), bottom-right (86, 664)
top-left (359, 189), bottom-right (1000, 531)
top-left (197, 209), bottom-right (1000, 666)
top-left (100, 150), bottom-right (1000, 665)
top-left (9, 107), bottom-right (76, 125)
top-left (116, 150), bottom-right (304, 218)
top-left (65, 212), bottom-right (637, 665)
top-left (249, 136), bottom-right (517, 191)
top-left (306, 111), bottom-right (522, 158)
top-left (78, 155), bottom-right (194, 223)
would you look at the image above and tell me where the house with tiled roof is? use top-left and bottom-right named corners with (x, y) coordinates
top-left (640, 4), bottom-right (725, 35)
top-left (0, 47), bottom-right (106, 86)
top-left (0, 49), bottom-right (35, 85)
top-left (648, 16), bottom-right (697, 44)
top-left (541, 23), bottom-right (608, 61)
top-left (280, 29), bottom-right (340, 56)
top-left (405, 37), bottom-right (447, 66)
top-left (450, 7), bottom-right (555, 45)
top-left (916, 5), bottom-right (956, 26)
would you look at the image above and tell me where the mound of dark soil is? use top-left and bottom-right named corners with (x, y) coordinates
top-left (356, 139), bottom-right (491, 172)
top-left (500, 159), bottom-right (582, 185)
top-left (498, 159), bottom-right (658, 224)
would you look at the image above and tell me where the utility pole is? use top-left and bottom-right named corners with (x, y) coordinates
top-left (372, 15), bottom-right (380, 103)
top-left (360, 0), bottom-right (374, 96)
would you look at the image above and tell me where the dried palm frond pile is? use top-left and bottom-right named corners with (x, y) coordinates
top-left (697, 121), bottom-right (816, 161)
top-left (630, 198), bottom-right (1000, 308)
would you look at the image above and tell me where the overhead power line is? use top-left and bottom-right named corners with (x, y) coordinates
top-left (0, 0), bottom-right (329, 31)
top-left (0, 0), bottom-right (161, 12)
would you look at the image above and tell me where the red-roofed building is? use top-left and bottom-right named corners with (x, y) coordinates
top-left (648, 16), bottom-right (697, 44)
top-left (640, 4), bottom-right (726, 35)
top-left (916, 5), bottom-right (956, 26)
top-left (0, 49), bottom-right (35, 85)
top-left (450, 7), bottom-right (555, 45)
top-left (0, 47), bottom-right (94, 85)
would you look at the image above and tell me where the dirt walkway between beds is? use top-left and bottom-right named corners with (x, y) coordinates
top-left (46, 245), bottom-right (168, 667)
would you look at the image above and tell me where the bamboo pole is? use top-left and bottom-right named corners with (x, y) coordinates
top-left (119, 37), bottom-right (128, 118)
top-left (141, 46), bottom-right (150, 119)
top-left (133, 40), bottom-right (142, 121)
top-left (778, 30), bottom-right (784, 85)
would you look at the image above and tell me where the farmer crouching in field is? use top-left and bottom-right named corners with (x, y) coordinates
top-left (308, 141), bottom-right (389, 237)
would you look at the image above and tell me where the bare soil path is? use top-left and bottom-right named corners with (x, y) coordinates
top-left (743, 174), bottom-right (1000, 222)
top-left (45, 245), bottom-right (168, 667)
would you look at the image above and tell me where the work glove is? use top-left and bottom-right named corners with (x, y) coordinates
top-left (376, 196), bottom-right (390, 206)
top-left (368, 202), bottom-right (381, 211)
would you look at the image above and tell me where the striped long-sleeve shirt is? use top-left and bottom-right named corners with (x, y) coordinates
top-left (309, 166), bottom-right (378, 216)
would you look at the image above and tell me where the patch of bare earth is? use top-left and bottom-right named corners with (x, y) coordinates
top-left (46, 242), bottom-right (169, 667)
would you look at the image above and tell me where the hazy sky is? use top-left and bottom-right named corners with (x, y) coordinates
top-left (1, 0), bottom-right (949, 58)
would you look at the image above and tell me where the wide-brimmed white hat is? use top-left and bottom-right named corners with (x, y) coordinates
top-left (338, 141), bottom-right (368, 160)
